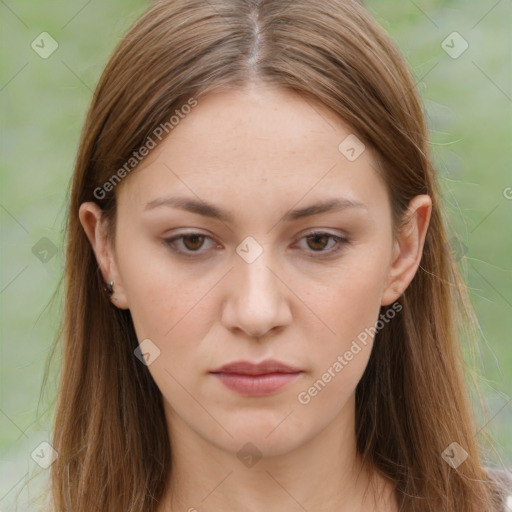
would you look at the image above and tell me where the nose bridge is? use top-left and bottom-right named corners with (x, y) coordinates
top-left (222, 238), bottom-right (292, 337)
top-left (236, 234), bottom-right (277, 292)
top-left (241, 250), bottom-right (277, 300)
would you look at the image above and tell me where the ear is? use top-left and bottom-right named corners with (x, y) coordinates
top-left (78, 202), bottom-right (129, 309)
top-left (381, 194), bottom-right (432, 306)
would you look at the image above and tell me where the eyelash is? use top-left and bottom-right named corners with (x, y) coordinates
top-left (163, 231), bottom-right (349, 258)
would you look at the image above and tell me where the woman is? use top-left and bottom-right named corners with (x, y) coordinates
top-left (49, 0), bottom-right (511, 510)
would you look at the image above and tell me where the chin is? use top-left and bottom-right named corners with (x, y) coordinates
top-left (211, 417), bottom-right (314, 459)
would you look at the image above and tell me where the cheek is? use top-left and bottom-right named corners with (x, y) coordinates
top-left (122, 260), bottom-right (218, 421)
top-left (293, 250), bottom-right (390, 416)
top-left (301, 245), bottom-right (391, 353)
top-left (290, 257), bottom-right (387, 435)
top-left (114, 232), bottom-right (217, 361)
top-left (124, 269), bottom-right (216, 366)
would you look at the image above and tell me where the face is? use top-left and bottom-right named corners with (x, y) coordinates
top-left (81, 85), bottom-right (430, 458)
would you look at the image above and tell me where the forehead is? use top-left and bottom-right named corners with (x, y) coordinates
top-left (118, 86), bottom-right (388, 216)
top-left (160, 86), bottom-right (359, 167)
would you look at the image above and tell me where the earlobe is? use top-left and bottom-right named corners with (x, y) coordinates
top-left (78, 202), bottom-right (129, 309)
top-left (381, 194), bottom-right (432, 306)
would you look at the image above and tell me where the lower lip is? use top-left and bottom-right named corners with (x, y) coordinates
top-left (212, 372), bottom-right (302, 396)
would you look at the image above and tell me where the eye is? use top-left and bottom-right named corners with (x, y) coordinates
top-left (163, 230), bottom-right (349, 258)
top-left (163, 232), bottom-right (219, 256)
top-left (295, 231), bottom-right (349, 256)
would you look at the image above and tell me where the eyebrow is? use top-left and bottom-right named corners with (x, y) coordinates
top-left (143, 196), bottom-right (367, 222)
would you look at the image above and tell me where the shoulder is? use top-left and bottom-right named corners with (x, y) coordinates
top-left (486, 467), bottom-right (512, 512)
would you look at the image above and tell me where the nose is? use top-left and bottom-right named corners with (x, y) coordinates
top-left (220, 250), bottom-right (293, 339)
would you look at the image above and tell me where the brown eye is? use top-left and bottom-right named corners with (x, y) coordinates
top-left (295, 231), bottom-right (349, 256)
top-left (182, 234), bottom-right (205, 251)
top-left (306, 233), bottom-right (331, 251)
top-left (164, 232), bottom-right (217, 256)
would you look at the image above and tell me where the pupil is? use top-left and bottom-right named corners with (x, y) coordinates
top-left (308, 235), bottom-right (328, 251)
top-left (184, 235), bottom-right (204, 250)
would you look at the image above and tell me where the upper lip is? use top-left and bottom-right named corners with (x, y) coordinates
top-left (210, 359), bottom-right (302, 375)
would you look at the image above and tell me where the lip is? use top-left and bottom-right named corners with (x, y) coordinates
top-left (211, 359), bottom-right (302, 375)
top-left (210, 359), bottom-right (303, 396)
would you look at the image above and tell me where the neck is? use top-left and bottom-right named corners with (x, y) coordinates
top-left (158, 395), bottom-right (398, 512)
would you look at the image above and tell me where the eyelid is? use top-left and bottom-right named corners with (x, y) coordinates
top-left (298, 228), bottom-right (349, 240)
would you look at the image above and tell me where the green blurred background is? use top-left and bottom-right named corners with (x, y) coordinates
top-left (1, 0), bottom-right (511, 509)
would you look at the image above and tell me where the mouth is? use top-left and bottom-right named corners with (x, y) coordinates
top-left (210, 359), bottom-right (303, 396)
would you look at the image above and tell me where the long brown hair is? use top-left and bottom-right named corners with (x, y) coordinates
top-left (49, 0), bottom-right (504, 510)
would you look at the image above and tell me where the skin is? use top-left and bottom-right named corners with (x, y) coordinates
top-left (80, 85), bottom-right (431, 511)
